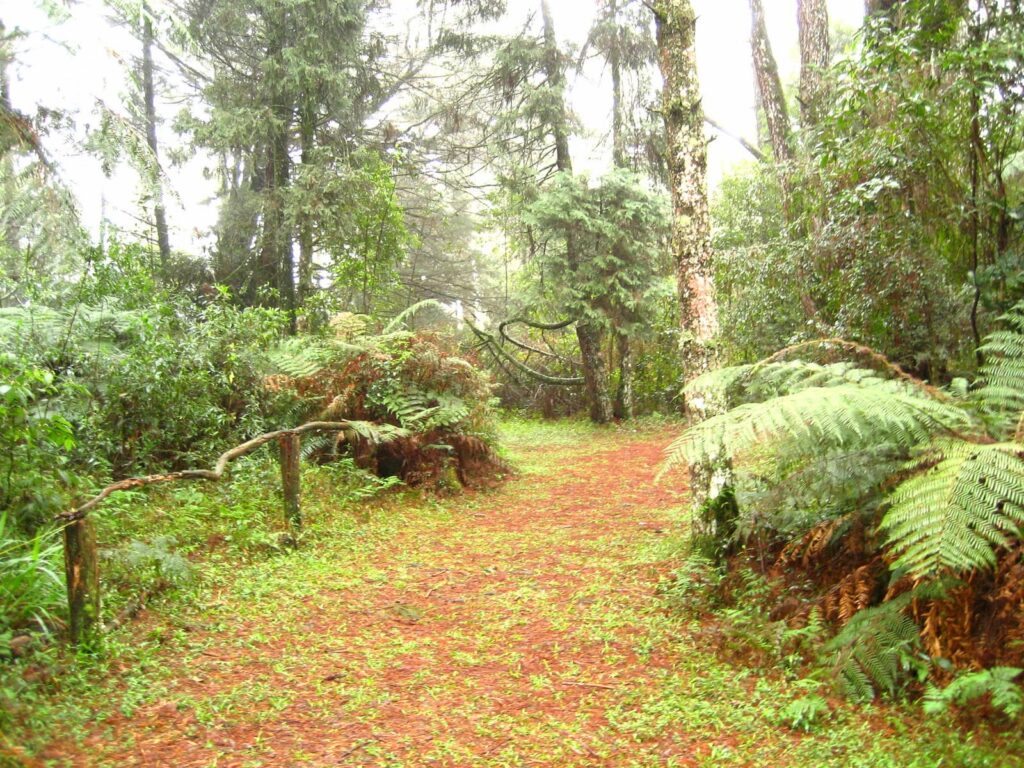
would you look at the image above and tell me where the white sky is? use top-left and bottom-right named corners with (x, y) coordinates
top-left (4, 0), bottom-right (865, 254)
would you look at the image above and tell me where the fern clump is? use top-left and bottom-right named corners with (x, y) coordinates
top-left (661, 307), bottom-right (1024, 705)
top-left (265, 302), bottom-right (504, 489)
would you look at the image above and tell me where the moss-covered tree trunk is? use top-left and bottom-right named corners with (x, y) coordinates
top-left (654, 0), bottom-right (718, 385)
top-left (748, 0), bottom-right (793, 166)
top-left (655, 0), bottom-right (732, 560)
top-left (797, 0), bottom-right (830, 128)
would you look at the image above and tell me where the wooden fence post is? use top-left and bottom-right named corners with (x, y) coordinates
top-left (63, 517), bottom-right (100, 645)
top-left (280, 432), bottom-right (302, 537)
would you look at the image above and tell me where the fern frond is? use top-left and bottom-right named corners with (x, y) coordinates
top-left (662, 381), bottom-right (969, 478)
top-left (973, 301), bottom-right (1024, 437)
top-left (882, 441), bottom-right (1024, 577)
top-left (825, 594), bottom-right (921, 700)
top-left (343, 420), bottom-right (407, 445)
top-left (266, 338), bottom-right (332, 378)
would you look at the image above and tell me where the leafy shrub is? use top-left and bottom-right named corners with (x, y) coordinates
top-left (0, 513), bottom-right (64, 638)
top-left (0, 356), bottom-right (79, 532)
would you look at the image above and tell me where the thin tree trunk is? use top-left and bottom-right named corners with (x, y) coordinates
top-left (258, 8), bottom-right (296, 332)
top-left (541, 0), bottom-right (613, 423)
top-left (797, 0), bottom-right (830, 128)
top-left (748, 0), bottom-right (793, 165)
top-left (654, 0), bottom-right (718, 387)
top-left (142, 3), bottom-right (171, 270)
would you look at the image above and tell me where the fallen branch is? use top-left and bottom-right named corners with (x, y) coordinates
top-left (57, 420), bottom-right (398, 523)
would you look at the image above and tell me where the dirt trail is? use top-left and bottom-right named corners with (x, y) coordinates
top-left (42, 429), bottom-right (701, 767)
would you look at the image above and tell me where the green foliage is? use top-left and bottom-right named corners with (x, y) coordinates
top-left (713, 1), bottom-right (1024, 372)
top-left (882, 441), bottom-right (1024, 576)
top-left (268, 302), bottom-right (496, 443)
top-left (0, 356), bottom-right (79, 531)
top-left (664, 373), bottom-right (968, 473)
top-left (923, 667), bottom-right (1024, 720)
top-left (519, 169), bottom-right (670, 335)
top-left (664, 304), bottom-right (1024, 706)
top-left (0, 513), bottom-right (63, 637)
top-left (778, 691), bottom-right (830, 732)
top-left (825, 596), bottom-right (925, 702)
top-left (105, 536), bottom-right (192, 587)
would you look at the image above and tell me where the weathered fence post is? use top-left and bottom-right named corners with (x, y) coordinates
top-left (280, 432), bottom-right (302, 537)
top-left (63, 516), bottom-right (100, 645)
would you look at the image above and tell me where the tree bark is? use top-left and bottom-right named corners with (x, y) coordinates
top-left (279, 432), bottom-right (301, 537)
top-left (141, 3), bottom-right (171, 270)
top-left (541, 0), bottom-right (613, 423)
top-left (63, 518), bottom-right (100, 645)
top-left (748, 0), bottom-right (793, 165)
top-left (655, 0), bottom-right (731, 557)
top-left (797, 0), bottom-right (830, 128)
top-left (257, 7), bottom-right (296, 332)
top-left (297, 107), bottom-right (315, 303)
top-left (654, 0), bottom-right (718, 387)
top-left (608, 0), bottom-right (635, 419)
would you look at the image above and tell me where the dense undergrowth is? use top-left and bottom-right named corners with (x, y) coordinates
top-left (659, 303), bottom-right (1024, 726)
top-left (0, 259), bottom-right (503, 656)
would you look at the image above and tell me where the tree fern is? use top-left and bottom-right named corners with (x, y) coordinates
top-left (881, 441), bottom-right (1024, 577)
top-left (662, 379), bottom-right (969, 475)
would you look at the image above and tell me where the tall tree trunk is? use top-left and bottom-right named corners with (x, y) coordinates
top-left (610, 0), bottom-right (626, 169)
top-left (797, 0), bottom-right (830, 128)
top-left (655, 0), bottom-right (731, 561)
top-left (613, 332), bottom-right (634, 419)
top-left (748, 0), bottom-right (793, 165)
top-left (141, 3), bottom-right (171, 270)
top-left (654, 0), bottom-right (718, 386)
top-left (608, 0), bottom-right (634, 419)
top-left (541, 0), bottom-right (613, 423)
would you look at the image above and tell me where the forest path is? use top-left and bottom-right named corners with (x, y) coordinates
top-left (40, 421), bottom-right (997, 767)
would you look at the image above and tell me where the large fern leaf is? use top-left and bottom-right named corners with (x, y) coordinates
top-left (881, 441), bottom-right (1024, 576)
top-left (662, 380), bottom-right (970, 476)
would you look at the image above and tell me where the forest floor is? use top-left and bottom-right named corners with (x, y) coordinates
top-left (10, 420), bottom-right (1024, 767)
